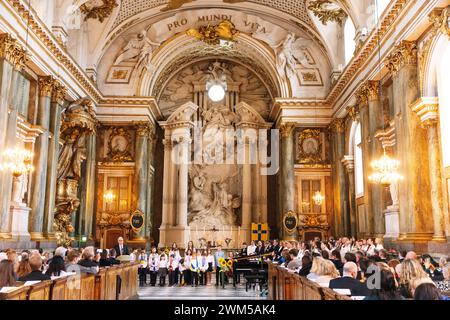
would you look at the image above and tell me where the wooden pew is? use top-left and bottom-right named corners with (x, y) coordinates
top-left (0, 262), bottom-right (139, 301)
top-left (267, 262), bottom-right (351, 300)
top-left (0, 285), bottom-right (29, 300)
top-left (27, 280), bottom-right (52, 300)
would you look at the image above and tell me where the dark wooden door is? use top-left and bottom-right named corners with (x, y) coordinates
top-left (105, 229), bottom-right (124, 249)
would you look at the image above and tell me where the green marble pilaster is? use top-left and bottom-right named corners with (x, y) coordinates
top-left (135, 124), bottom-right (149, 240)
top-left (29, 76), bottom-right (53, 240)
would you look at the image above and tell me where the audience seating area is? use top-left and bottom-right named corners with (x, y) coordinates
top-left (268, 262), bottom-right (350, 300)
top-left (0, 263), bottom-right (139, 300)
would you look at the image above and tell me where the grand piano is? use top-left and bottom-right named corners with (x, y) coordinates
top-left (232, 253), bottom-right (269, 289)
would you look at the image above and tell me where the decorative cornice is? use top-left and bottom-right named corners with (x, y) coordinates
top-left (278, 122), bottom-right (296, 138)
top-left (134, 121), bottom-right (152, 137)
top-left (328, 118), bottom-right (345, 133)
top-left (0, 33), bottom-right (27, 71)
top-left (51, 80), bottom-right (67, 104)
top-left (307, 0), bottom-right (347, 26)
top-left (38, 76), bottom-right (56, 97)
top-left (385, 40), bottom-right (418, 76)
top-left (326, 0), bottom-right (408, 105)
top-left (411, 97), bottom-right (439, 128)
top-left (5, 0), bottom-right (102, 101)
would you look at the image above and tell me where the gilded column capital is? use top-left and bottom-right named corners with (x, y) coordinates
top-left (38, 76), bottom-right (56, 97)
top-left (134, 121), bottom-right (151, 137)
top-left (51, 80), bottom-right (67, 104)
top-left (356, 80), bottom-right (380, 106)
top-left (278, 122), bottom-right (296, 138)
top-left (328, 118), bottom-right (345, 133)
top-left (411, 97), bottom-right (439, 128)
top-left (346, 105), bottom-right (360, 122)
top-left (0, 33), bottom-right (28, 71)
top-left (385, 41), bottom-right (418, 76)
top-left (429, 6), bottom-right (450, 39)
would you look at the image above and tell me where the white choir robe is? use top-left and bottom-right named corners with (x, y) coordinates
top-left (168, 258), bottom-right (179, 272)
top-left (148, 254), bottom-right (160, 272)
top-left (197, 256), bottom-right (208, 272)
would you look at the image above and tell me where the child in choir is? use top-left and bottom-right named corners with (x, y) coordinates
top-left (158, 252), bottom-right (168, 286)
top-left (169, 242), bottom-right (182, 261)
top-left (206, 248), bottom-right (215, 286)
top-left (198, 250), bottom-right (208, 286)
top-left (148, 246), bottom-right (159, 286)
top-left (183, 249), bottom-right (192, 286)
top-left (138, 249), bottom-right (148, 286)
top-left (168, 253), bottom-right (179, 287)
top-left (178, 258), bottom-right (185, 286)
top-left (190, 251), bottom-right (199, 287)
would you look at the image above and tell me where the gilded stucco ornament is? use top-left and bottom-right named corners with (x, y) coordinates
top-left (186, 20), bottom-right (239, 45)
top-left (80, 0), bottom-right (119, 23)
top-left (307, 0), bottom-right (347, 26)
top-left (385, 41), bottom-right (418, 76)
top-left (55, 98), bottom-right (97, 247)
top-left (328, 118), bottom-right (345, 133)
top-left (296, 129), bottom-right (323, 164)
top-left (429, 6), bottom-right (450, 39)
top-left (107, 127), bottom-right (133, 162)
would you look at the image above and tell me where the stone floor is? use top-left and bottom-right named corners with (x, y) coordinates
top-left (137, 282), bottom-right (267, 300)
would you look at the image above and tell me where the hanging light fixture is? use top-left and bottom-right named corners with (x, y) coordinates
top-left (368, 0), bottom-right (402, 186)
top-left (368, 148), bottom-right (402, 185)
top-left (312, 191), bottom-right (325, 206)
top-left (103, 190), bottom-right (116, 204)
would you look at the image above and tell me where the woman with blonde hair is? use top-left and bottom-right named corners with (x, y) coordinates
top-left (307, 256), bottom-right (324, 282)
top-left (315, 259), bottom-right (340, 287)
top-left (399, 258), bottom-right (432, 298)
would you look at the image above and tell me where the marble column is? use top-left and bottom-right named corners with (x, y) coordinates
top-left (330, 119), bottom-right (350, 236)
top-left (43, 81), bottom-right (66, 239)
top-left (386, 41), bottom-right (433, 241)
top-left (81, 133), bottom-right (96, 239)
top-left (342, 156), bottom-right (357, 236)
top-left (0, 34), bottom-right (26, 239)
top-left (134, 123), bottom-right (149, 240)
top-left (160, 137), bottom-right (172, 229)
top-left (366, 81), bottom-right (385, 237)
top-left (145, 130), bottom-right (156, 243)
top-left (411, 98), bottom-right (446, 241)
top-left (356, 91), bottom-right (374, 237)
top-left (279, 123), bottom-right (297, 240)
top-left (176, 135), bottom-right (190, 229)
top-left (29, 76), bottom-right (54, 241)
top-left (242, 138), bottom-right (252, 236)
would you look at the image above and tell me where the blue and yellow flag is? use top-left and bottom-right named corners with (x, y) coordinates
top-left (251, 223), bottom-right (269, 241)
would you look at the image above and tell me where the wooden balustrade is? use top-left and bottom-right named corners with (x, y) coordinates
top-left (268, 262), bottom-right (351, 301)
top-left (0, 262), bottom-right (139, 301)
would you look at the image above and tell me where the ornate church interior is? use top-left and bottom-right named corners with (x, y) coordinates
top-left (0, 0), bottom-right (450, 302)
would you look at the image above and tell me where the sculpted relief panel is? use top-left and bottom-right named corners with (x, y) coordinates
top-left (158, 60), bottom-right (271, 119)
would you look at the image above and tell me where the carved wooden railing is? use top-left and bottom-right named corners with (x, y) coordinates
top-left (268, 262), bottom-right (351, 301)
top-left (0, 262), bottom-right (139, 301)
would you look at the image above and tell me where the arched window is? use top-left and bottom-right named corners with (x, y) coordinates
top-left (354, 122), bottom-right (364, 196)
top-left (344, 18), bottom-right (356, 65)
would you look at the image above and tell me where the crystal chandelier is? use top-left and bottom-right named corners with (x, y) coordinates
top-left (312, 191), bottom-right (325, 206)
top-left (368, 149), bottom-right (403, 185)
top-left (103, 190), bottom-right (116, 203)
top-left (0, 147), bottom-right (34, 177)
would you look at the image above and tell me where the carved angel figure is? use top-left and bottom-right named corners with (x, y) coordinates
top-left (114, 30), bottom-right (160, 66)
top-left (275, 33), bottom-right (314, 78)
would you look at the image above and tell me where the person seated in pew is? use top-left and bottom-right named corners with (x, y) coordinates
top-left (0, 260), bottom-right (17, 288)
top-left (77, 247), bottom-right (99, 274)
top-left (329, 262), bottom-right (370, 296)
top-left (16, 252), bottom-right (31, 279)
top-left (247, 241), bottom-right (257, 256)
top-left (287, 249), bottom-right (302, 271)
top-left (99, 249), bottom-right (111, 267)
top-left (314, 259), bottom-right (340, 287)
top-left (18, 252), bottom-right (51, 281)
top-left (107, 249), bottom-right (121, 265)
top-left (45, 247), bottom-right (67, 277)
top-left (298, 255), bottom-right (312, 277)
top-left (364, 268), bottom-right (404, 300)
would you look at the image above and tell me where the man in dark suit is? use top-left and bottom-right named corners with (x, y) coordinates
top-left (113, 237), bottom-right (130, 257)
top-left (272, 240), bottom-right (283, 260)
top-left (18, 252), bottom-right (51, 281)
top-left (329, 262), bottom-right (370, 296)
